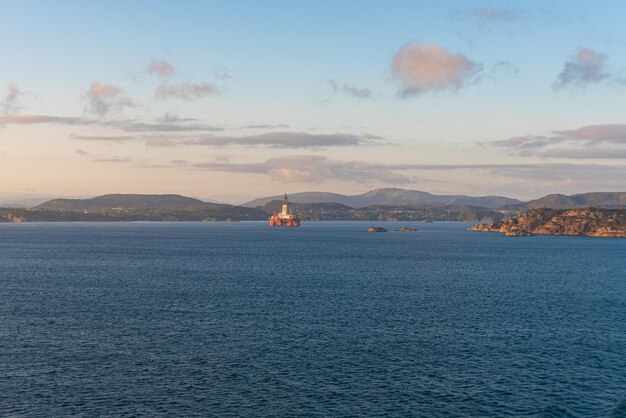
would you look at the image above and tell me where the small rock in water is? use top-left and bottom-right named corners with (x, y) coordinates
top-left (396, 227), bottom-right (417, 232)
top-left (368, 227), bottom-right (387, 233)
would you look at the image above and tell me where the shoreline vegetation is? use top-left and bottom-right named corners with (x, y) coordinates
top-left (0, 205), bottom-right (505, 223)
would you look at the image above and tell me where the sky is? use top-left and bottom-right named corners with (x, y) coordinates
top-left (1, 0), bottom-right (626, 203)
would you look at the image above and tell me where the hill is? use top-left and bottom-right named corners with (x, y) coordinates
top-left (505, 192), bottom-right (626, 210)
top-left (244, 188), bottom-right (520, 209)
top-left (1, 204), bottom-right (267, 222)
top-left (35, 194), bottom-right (206, 211)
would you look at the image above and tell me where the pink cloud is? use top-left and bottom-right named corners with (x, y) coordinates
top-left (148, 58), bottom-right (175, 77)
top-left (392, 43), bottom-right (482, 97)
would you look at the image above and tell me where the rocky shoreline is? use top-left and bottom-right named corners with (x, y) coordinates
top-left (469, 208), bottom-right (626, 238)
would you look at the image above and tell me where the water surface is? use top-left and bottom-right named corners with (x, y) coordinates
top-left (1, 222), bottom-right (625, 416)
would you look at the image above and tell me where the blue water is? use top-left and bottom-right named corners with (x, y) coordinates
top-left (1, 221), bottom-right (625, 417)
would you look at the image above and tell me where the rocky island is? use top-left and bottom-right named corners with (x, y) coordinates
top-left (469, 208), bottom-right (626, 238)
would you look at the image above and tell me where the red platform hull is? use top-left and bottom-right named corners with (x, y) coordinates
top-left (269, 216), bottom-right (301, 227)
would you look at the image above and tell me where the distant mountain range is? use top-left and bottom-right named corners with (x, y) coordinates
top-left (244, 188), bottom-right (522, 209)
top-left (0, 190), bottom-right (622, 223)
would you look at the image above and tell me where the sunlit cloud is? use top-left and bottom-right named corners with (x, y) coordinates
top-left (392, 43), bottom-right (482, 97)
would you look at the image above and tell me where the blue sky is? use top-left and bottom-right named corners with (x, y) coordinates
top-left (1, 1), bottom-right (626, 202)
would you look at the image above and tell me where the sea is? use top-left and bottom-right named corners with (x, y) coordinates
top-left (1, 221), bottom-right (625, 417)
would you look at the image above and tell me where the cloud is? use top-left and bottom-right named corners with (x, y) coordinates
top-left (144, 135), bottom-right (176, 147)
top-left (75, 149), bottom-right (89, 156)
top-left (328, 79), bottom-right (373, 99)
top-left (71, 130), bottom-right (380, 149)
top-left (213, 65), bottom-right (232, 80)
top-left (155, 82), bottom-right (220, 100)
top-left (491, 135), bottom-right (550, 150)
top-left (192, 155), bottom-right (413, 184)
top-left (213, 155), bottom-right (230, 162)
top-left (0, 115), bottom-right (88, 125)
top-left (148, 58), bottom-right (175, 77)
top-left (183, 132), bottom-right (381, 148)
top-left (392, 43), bottom-right (482, 97)
top-left (536, 147), bottom-right (626, 159)
top-left (85, 81), bottom-right (138, 116)
top-left (112, 120), bottom-right (221, 133)
top-left (1, 84), bottom-right (22, 114)
top-left (0, 113), bottom-right (377, 149)
top-left (164, 155), bottom-right (626, 189)
top-left (243, 123), bottom-right (290, 129)
top-left (0, 113), bottom-right (222, 133)
top-left (491, 124), bottom-right (626, 159)
top-left (160, 112), bottom-right (198, 123)
top-left (553, 48), bottom-right (610, 89)
top-left (94, 157), bottom-right (131, 163)
top-left (490, 60), bottom-right (520, 77)
top-left (71, 134), bottom-right (134, 143)
top-left (71, 132), bottom-right (178, 147)
top-left (170, 159), bottom-right (188, 165)
top-left (471, 6), bottom-right (522, 23)
top-left (553, 124), bottom-right (626, 144)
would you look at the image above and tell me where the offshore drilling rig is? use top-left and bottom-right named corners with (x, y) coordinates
top-left (269, 193), bottom-right (301, 227)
